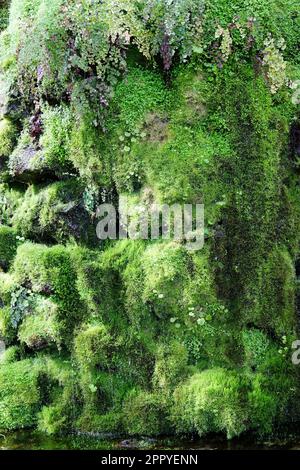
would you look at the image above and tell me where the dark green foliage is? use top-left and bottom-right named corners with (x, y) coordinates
top-left (0, 306), bottom-right (16, 344)
top-left (0, 225), bottom-right (17, 270)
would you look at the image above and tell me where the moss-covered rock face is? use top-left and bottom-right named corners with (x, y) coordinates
top-left (0, 0), bottom-right (300, 438)
top-left (12, 179), bottom-right (99, 244)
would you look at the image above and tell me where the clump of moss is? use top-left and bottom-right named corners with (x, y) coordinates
top-left (0, 183), bottom-right (23, 226)
top-left (0, 345), bottom-right (20, 365)
top-left (249, 351), bottom-right (299, 435)
top-left (0, 359), bottom-right (42, 430)
top-left (39, 104), bottom-right (73, 173)
top-left (0, 271), bottom-right (16, 305)
top-left (242, 329), bottom-right (271, 371)
top-left (123, 390), bottom-right (170, 437)
top-left (37, 404), bottom-right (68, 435)
top-left (67, 113), bottom-right (107, 183)
top-left (67, 67), bottom-right (167, 188)
top-left (141, 242), bottom-right (190, 322)
top-left (18, 297), bottom-right (60, 350)
top-left (11, 243), bottom-right (85, 348)
top-left (8, 105), bottom-right (75, 179)
top-left (172, 368), bottom-right (251, 439)
top-left (152, 341), bottom-right (190, 391)
top-left (73, 319), bottom-right (154, 430)
top-left (76, 411), bottom-right (124, 435)
top-left (0, 119), bottom-right (16, 158)
top-left (0, 225), bottom-right (18, 270)
top-left (254, 247), bottom-right (296, 336)
top-left (0, 306), bottom-right (16, 344)
top-left (37, 357), bottom-right (79, 435)
top-left (74, 323), bottom-right (112, 371)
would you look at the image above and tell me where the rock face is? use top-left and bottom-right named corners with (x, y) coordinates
top-left (8, 145), bottom-right (58, 183)
top-left (0, 81), bottom-right (24, 122)
top-left (0, 0), bottom-right (300, 439)
top-left (9, 146), bottom-right (39, 177)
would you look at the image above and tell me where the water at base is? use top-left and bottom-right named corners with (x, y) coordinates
top-left (1, 430), bottom-right (300, 450)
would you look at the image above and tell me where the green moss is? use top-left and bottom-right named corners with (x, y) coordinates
top-left (68, 67), bottom-right (167, 189)
top-left (152, 341), bottom-right (189, 391)
top-left (0, 225), bottom-right (18, 270)
top-left (0, 345), bottom-right (20, 365)
top-left (75, 406), bottom-right (124, 434)
top-left (68, 115), bottom-right (105, 182)
top-left (123, 390), bottom-right (170, 437)
top-left (39, 104), bottom-right (73, 173)
top-left (75, 367), bottom-right (135, 433)
top-left (74, 323), bottom-right (112, 371)
top-left (37, 403), bottom-right (68, 435)
top-left (18, 298), bottom-right (60, 350)
top-left (202, 0), bottom-right (300, 61)
top-left (73, 320), bottom-right (153, 421)
top-left (0, 1), bottom-right (9, 32)
top-left (249, 352), bottom-right (299, 435)
top-left (211, 65), bottom-right (295, 329)
top-left (0, 359), bottom-right (42, 430)
top-left (8, 106), bottom-right (74, 178)
top-left (8, 127), bottom-right (35, 177)
top-left (0, 183), bottom-right (23, 226)
top-left (0, 119), bottom-right (16, 158)
top-left (109, 67), bottom-right (166, 133)
top-left (255, 248), bottom-right (296, 336)
top-left (11, 243), bottom-right (85, 347)
top-left (37, 357), bottom-right (80, 435)
top-left (0, 0), bottom-right (299, 440)
top-left (141, 242), bottom-right (190, 322)
top-left (168, 66), bottom-right (209, 126)
top-left (0, 271), bottom-right (16, 305)
top-left (172, 368), bottom-right (251, 439)
top-left (242, 329), bottom-right (271, 370)
top-left (0, 306), bottom-right (16, 344)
